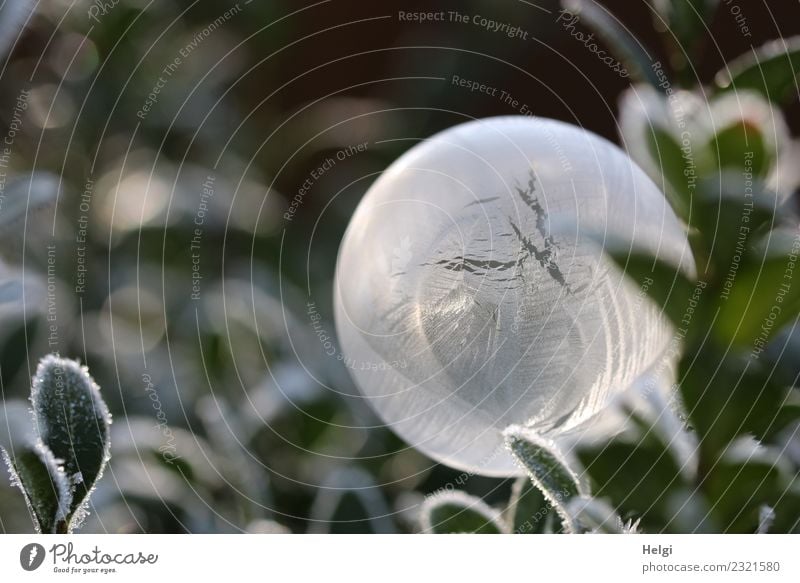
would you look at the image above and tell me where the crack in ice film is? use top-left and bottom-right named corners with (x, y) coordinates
top-left (334, 116), bottom-right (693, 476)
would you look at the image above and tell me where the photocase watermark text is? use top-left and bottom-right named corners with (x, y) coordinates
top-left (557, 9), bottom-right (629, 78)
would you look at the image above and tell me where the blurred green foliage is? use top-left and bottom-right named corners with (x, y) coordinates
top-left (0, 0), bottom-right (798, 533)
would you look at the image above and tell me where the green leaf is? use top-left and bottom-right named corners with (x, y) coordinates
top-left (31, 355), bottom-right (111, 531)
top-left (2, 443), bottom-right (71, 534)
top-left (770, 488), bottom-right (800, 533)
top-left (419, 491), bottom-right (505, 534)
top-left (714, 228), bottom-right (800, 346)
top-left (705, 447), bottom-right (785, 532)
top-left (760, 316), bottom-right (800, 388)
top-left (580, 218), bottom-right (699, 326)
top-left (766, 395), bottom-right (800, 440)
top-left (577, 431), bottom-right (685, 532)
top-left (652, 1), bottom-right (719, 58)
top-left (707, 121), bottom-right (770, 177)
top-left (605, 246), bottom-right (699, 331)
top-left (645, 126), bottom-right (694, 220)
top-left (678, 343), bottom-right (792, 453)
top-left (693, 175), bottom-right (775, 276)
top-left (715, 37), bottom-right (800, 103)
top-left (562, 0), bottom-right (663, 88)
top-left (504, 425), bottom-right (585, 533)
top-left (505, 476), bottom-right (548, 534)
top-left (1, 399), bottom-right (72, 533)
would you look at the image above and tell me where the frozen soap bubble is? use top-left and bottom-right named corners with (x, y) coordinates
top-left (334, 116), bottom-right (693, 476)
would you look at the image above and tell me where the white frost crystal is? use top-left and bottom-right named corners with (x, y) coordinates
top-left (334, 116), bottom-right (693, 475)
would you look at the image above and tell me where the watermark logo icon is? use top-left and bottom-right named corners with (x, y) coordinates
top-left (20, 543), bottom-right (46, 571)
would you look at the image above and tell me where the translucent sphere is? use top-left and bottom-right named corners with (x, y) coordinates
top-left (334, 116), bottom-right (692, 476)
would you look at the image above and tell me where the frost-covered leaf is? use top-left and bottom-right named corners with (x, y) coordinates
top-left (2, 442), bottom-right (71, 534)
top-left (504, 425), bottom-right (585, 533)
top-left (419, 491), bottom-right (504, 534)
top-left (1, 400), bottom-right (71, 533)
top-left (31, 355), bottom-right (111, 530)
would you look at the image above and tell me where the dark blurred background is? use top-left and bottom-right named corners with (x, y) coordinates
top-left (0, 0), bottom-right (798, 533)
